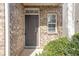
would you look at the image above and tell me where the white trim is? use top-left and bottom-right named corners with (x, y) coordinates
top-left (23, 3), bottom-right (62, 6)
top-left (68, 3), bottom-right (75, 38)
top-left (62, 3), bottom-right (68, 36)
top-left (47, 12), bottom-right (58, 34)
top-left (25, 13), bottom-right (39, 15)
top-left (24, 8), bottom-right (40, 48)
top-left (5, 3), bottom-right (9, 56)
top-left (38, 10), bottom-right (40, 48)
top-left (73, 3), bottom-right (75, 33)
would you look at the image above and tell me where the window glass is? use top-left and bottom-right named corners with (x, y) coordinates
top-left (48, 14), bottom-right (57, 32)
top-left (48, 15), bottom-right (56, 23)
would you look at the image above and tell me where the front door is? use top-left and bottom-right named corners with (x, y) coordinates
top-left (25, 15), bottom-right (39, 48)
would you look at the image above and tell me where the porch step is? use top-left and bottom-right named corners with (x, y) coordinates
top-left (20, 49), bottom-right (43, 56)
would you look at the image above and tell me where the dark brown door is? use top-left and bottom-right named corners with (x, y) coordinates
top-left (25, 15), bottom-right (39, 48)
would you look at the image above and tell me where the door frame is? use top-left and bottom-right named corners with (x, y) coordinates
top-left (24, 8), bottom-right (40, 48)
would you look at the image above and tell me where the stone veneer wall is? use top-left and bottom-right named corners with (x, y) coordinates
top-left (9, 4), bottom-right (25, 55)
top-left (9, 4), bottom-right (62, 55)
top-left (24, 6), bottom-right (62, 48)
top-left (39, 6), bottom-right (62, 48)
top-left (0, 3), bottom-right (5, 56)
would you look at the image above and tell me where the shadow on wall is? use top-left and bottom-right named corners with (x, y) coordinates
top-left (19, 48), bottom-right (36, 56)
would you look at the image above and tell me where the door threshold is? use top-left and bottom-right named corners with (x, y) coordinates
top-left (24, 46), bottom-right (40, 49)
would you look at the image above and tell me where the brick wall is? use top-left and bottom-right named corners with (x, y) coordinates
top-left (0, 3), bottom-right (5, 56)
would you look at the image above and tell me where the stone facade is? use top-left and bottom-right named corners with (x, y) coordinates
top-left (39, 6), bottom-right (62, 48)
top-left (9, 4), bottom-right (25, 55)
top-left (23, 6), bottom-right (62, 49)
top-left (0, 3), bottom-right (5, 56)
top-left (9, 4), bottom-right (62, 55)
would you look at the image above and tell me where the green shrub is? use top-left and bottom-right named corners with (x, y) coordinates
top-left (72, 32), bottom-right (79, 43)
top-left (36, 33), bottom-right (79, 56)
top-left (62, 32), bottom-right (79, 56)
top-left (68, 32), bottom-right (79, 56)
top-left (38, 37), bottom-right (69, 56)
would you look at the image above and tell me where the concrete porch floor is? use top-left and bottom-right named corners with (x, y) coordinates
top-left (20, 49), bottom-right (43, 56)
